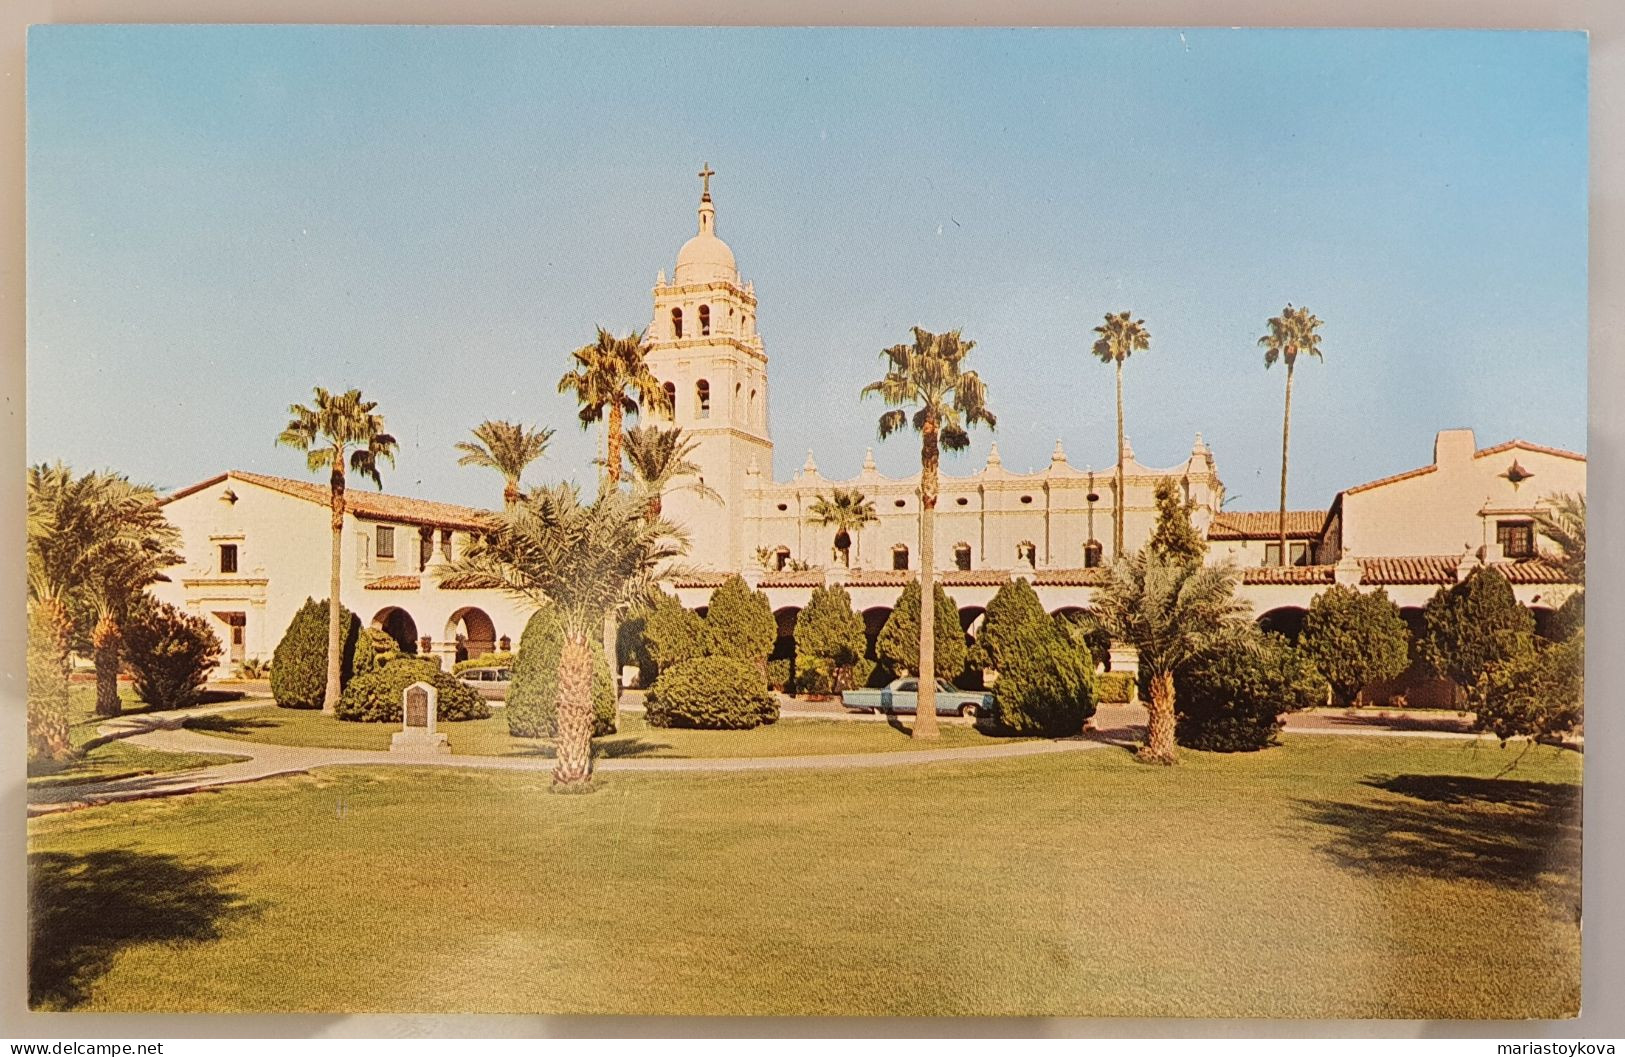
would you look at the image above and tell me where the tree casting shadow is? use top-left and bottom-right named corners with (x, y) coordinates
top-left (1297, 773), bottom-right (1581, 919)
top-left (183, 714), bottom-right (282, 735)
top-left (29, 848), bottom-right (259, 1009)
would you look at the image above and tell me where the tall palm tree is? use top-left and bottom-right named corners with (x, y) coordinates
top-left (807, 487), bottom-right (879, 567)
top-left (439, 482), bottom-right (686, 787)
top-left (862, 326), bottom-right (996, 739)
top-left (622, 424), bottom-right (721, 520)
top-left (558, 327), bottom-right (670, 490)
top-left (1259, 304), bottom-right (1325, 564)
top-left (1090, 551), bottom-right (1252, 764)
top-left (25, 465), bottom-right (182, 720)
top-left (277, 387), bottom-right (398, 713)
top-left (455, 419), bottom-right (555, 508)
top-left (1091, 312), bottom-right (1151, 560)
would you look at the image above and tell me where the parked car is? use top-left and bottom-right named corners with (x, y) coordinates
top-left (840, 676), bottom-right (992, 718)
top-left (458, 666), bottom-right (512, 701)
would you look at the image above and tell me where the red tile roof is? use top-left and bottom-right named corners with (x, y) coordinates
top-left (1357, 556), bottom-right (1457, 585)
top-left (1208, 511), bottom-right (1326, 540)
top-left (364, 575), bottom-right (422, 591)
top-left (1474, 440), bottom-right (1586, 463)
top-left (163, 471), bottom-right (496, 532)
top-left (1343, 464), bottom-right (1438, 496)
top-left (1241, 565), bottom-right (1335, 585)
top-left (1032, 568), bottom-right (1112, 587)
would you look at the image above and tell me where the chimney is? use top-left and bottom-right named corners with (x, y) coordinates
top-left (1433, 428), bottom-right (1477, 468)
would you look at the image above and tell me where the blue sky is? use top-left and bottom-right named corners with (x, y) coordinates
top-left (26, 26), bottom-right (1588, 512)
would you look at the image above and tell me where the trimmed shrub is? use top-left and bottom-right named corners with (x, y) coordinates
top-left (453, 651), bottom-right (515, 674)
top-left (640, 591), bottom-right (707, 678)
top-left (1300, 584), bottom-right (1410, 707)
top-left (354, 627), bottom-right (402, 678)
top-left (703, 575), bottom-right (776, 669)
top-left (1550, 590), bottom-right (1584, 643)
top-left (1419, 567), bottom-right (1536, 705)
top-left (794, 584), bottom-right (869, 695)
top-left (976, 577), bottom-right (1049, 672)
top-left (991, 618), bottom-right (1097, 737)
top-left (1095, 671), bottom-right (1135, 704)
top-left (335, 657), bottom-right (489, 723)
top-left (876, 580), bottom-right (967, 681)
top-left (767, 657), bottom-right (794, 692)
top-left (1477, 630), bottom-right (1584, 744)
top-left (270, 597), bottom-right (366, 709)
top-left (506, 606), bottom-right (617, 739)
top-left (645, 656), bottom-right (778, 729)
top-left (121, 595), bottom-right (223, 709)
top-left (1174, 632), bottom-right (1327, 752)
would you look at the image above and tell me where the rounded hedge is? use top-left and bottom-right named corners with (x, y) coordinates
top-left (270, 597), bottom-right (367, 709)
top-left (1174, 633), bottom-right (1326, 752)
top-left (990, 619), bottom-right (1097, 737)
top-left (645, 656), bottom-right (779, 730)
top-left (335, 657), bottom-right (490, 723)
top-left (506, 607), bottom-right (617, 739)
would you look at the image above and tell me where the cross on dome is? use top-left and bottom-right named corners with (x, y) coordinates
top-left (698, 163), bottom-right (715, 201)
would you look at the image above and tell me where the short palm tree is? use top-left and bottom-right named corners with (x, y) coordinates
top-left (455, 419), bottom-right (555, 508)
top-left (277, 387), bottom-right (398, 713)
top-left (621, 424), bottom-right (722, 520)
top-left (1092, 312), bottom-right (1151, 561)
top-left (25, 464), bottom-right (182, 720)
top-left (558, 327), bottom-right (671, 490)
top-left (1259, 304), bottom-right (1326, 563)
top-left (807, 487), bottom-right (879, 567)
top-left (1090, 551), bottom-right (1252, 765)
top-left (1533, 492), bottom-right (1585, 580)
top-left (862, 326), bottom-right (995, 739)
top-left (438, 482), bottom-right (686, 788)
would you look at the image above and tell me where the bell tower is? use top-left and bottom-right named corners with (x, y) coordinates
top-left (644, 166), bottom-right (773, 572)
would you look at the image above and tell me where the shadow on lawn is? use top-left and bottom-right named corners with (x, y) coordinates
top-left (1298, 774), bottom-right (1581, 919)
top-left (183, 714), bottom-right (283, 736)
top-left (29, 848), bottom-right (259, 1009)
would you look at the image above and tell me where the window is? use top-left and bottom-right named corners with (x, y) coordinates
top-left (892, 544), bottom-right (909, 571)
top-left (376, 526), bottom-right (395, 559)
top-left (662, 382), bottom-right (677, 418)
top-left (671, 307), bottom-right (683, 339)
top-left (419, 529), bottom-right (434, 571)
top-left (1084, 540), bottom-right (1103, 568)
top-left (440, 528), bottom-right (453, 561)
top-left (953, 542), bottom-right (972, 571)
top-left (773, 546), bottom-right (790, 571)
top-left (749, 389), bottom-right (758, 424)
top-left (1264, 542), bottom-right (1282, 567)
top-left (1016, 541), bottom-right (1036, 567)
top-left (1498, 520), bottom-right (1535, 558)
top-left (1290, 541), bottom-right (1310, 566)
top-left (699, 304), bottom-right (711, 336)
top-left (231, 625), bottom-right (244, 647)
top-left (696, 379), bottom-right (710, 418)
top-left (218, 544), bottom-right (238, 574)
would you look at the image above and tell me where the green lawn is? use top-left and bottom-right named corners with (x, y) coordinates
top-left (184, 704), bottom-right (1023, 758)
top-left (27, 735), bottom-right (1580, 1016)
top-left (28, 686), bottom-right (247, 790)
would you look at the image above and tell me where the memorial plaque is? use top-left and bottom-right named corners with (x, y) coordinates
top-left (405, 685), bottom-right (429, 728)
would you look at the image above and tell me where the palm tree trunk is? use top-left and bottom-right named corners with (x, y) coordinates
top-left (553, 634), bottom-right (596, 788)
top-left (504, 479), bottom-right (522, 509)
top-left (606, 404), bottom-right (624, 488)
top-left (27, 598), bottom-right (74, 761)
top-left (92, 610), bottom-right (122, 717)
top-left (1138, 670), bottom-right (1178, 765)
top-left (1278, 361), bottom-right (1294, 565)
top-left (324, 462), bottom-right (346, 714)
top-left (1115, 357), bottom-right (1126, 560)
top-left (915, 421), bottom-right (940, 740)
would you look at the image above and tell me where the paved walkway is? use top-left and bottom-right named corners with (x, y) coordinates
top-left (29, 696), bottom-right (1508, 818)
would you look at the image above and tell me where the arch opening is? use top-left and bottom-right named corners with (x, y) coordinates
top-left (445, 606), bottom-right (498, 664)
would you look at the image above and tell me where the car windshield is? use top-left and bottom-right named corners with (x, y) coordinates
top-left (936, 679), bottom-right (955, 692)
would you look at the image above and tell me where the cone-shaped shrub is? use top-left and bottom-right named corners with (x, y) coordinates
top-left (703, 575), bottom-right (776, 669)
top-left (990, 617), bottom-right (1096, 736)
top-left (506, 605), bottom-right (616, 738)
top-left (976, 577), bottom-right (1049, 672)
top-left (1419, 567), bottom-right (1536, 705)
top-left (1299, 584), bottom-right (1409, 707)
top-left (877, 580), bottom-right (966, 681)
top-left (794, 584), bottom-right (872, 694)
top-left (639, 590), bottom-right (707, 679)
top-left (271, 597), bottom-right (366, 709)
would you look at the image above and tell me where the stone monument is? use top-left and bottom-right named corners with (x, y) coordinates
top-left (390, 680), bottom-right (450, 754)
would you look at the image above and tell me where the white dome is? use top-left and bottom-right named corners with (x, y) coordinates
top-left (674, 230), bottom-right (737, 285)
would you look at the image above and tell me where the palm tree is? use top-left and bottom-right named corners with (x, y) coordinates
top-left (1090, 551), bottom-right (1252, 765)
top-left (1259, 304), bottom-right (1326, 564)
top-left (807, 487), bottom-right (879, 567)
top-left (439, 482), bottom-right (686, 788)
top-left (25, 465), bottom-right (182, 720)
top-left (455, 419), bottom-right (555, 508)
top-left (1091, 312), bottom-right (1151, 561)
top-left (558, 327), bottom-right (670, 490)
top-left (277, 387), bottom-right (398, 713)
top-left (862, 326), bottom-right (996, 739)
top-left (622, 424), bottom-right (722, 520)
top-left (1533, 492), bottom-right (1585, 580)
